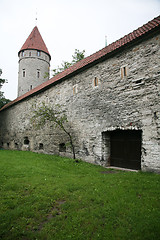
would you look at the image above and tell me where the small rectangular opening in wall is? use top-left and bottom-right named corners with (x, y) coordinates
top-left (7, 143), bottom-right (10, 147)
top-left (37, 69), bottom-right (40, 78)
top-left (39, 143), bottom-right (44, 150)
top-left (120, 66), bottom-right (128, 79)
top-left (15, 142), bottom-right (18, 148)
top-left (59, 143), bottom-right (66, 152)
top-left (132, 78), bottom-right (144, 88)
top-left (24, 137), bottom-right (29, 145)
top-left (94, 77), bottom-right (98, 87)
top-left (37, 51), bottom-right (41, 57)
top-left (73, 85), bottom-right (78, 95)
top-left (135, 79), bottom-right (142, 84)
top-left (23, 69), bottom-right (25, 77)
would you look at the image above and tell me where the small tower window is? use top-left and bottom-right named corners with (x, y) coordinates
top-left (29, 52), bottom-right (31, 56)
top-left (23, 69), bottom-right (25, 77)
top-left (30, 85), bottom-right (32, 90)
top-left (21, 51), bottom-right (24, 57)
top-left (37, 70), bottom-right (40, 78)
top-left (37, 50), bottom-right (41, 57)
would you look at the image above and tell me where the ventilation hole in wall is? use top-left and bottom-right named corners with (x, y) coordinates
top-left (15, 143), bottom-right (18, 147)
top-left (135, 79), bottom-right (142, 84)
top-left (39, 143), bottom-right (44, 150)
top-left (59, 143), bottom-right (66, 152)
top-left (7, 143), bottom-right (10, 147)
top-left (154, 112), bottom-right (158, 120)
top-left (24, 137), bottom-right (29, 145)
top-left (1, 142), bottom-right (3, 146)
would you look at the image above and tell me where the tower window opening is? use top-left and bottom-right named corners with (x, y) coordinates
top-left (37, 51), bottom-right (41, 57)
top-left (30, 85), bottom-right (32, 90)
top-left (23, 69), bottom-right (25, 77)
top-left (29, 52), bottom-right (31, 56)
top-left (37, 70), bottom-right (40, 78)
top-left (21, 51), bottom-right (24, 57)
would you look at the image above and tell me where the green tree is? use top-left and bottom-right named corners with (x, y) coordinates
top-left (53, 49), bottom-right (85, 76)
top-left (0, 69), bottom-right (10, 109)
top-left (0, 69), bottom-right (6, 86)
top-left (31, 102), bottom-right (76, 160)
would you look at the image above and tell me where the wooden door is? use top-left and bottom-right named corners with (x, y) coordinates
top-left (110, 130), bottom-right (141, 170)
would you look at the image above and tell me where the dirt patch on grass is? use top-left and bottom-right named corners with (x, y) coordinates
top-left (36, 200), bottom-right (66, 232)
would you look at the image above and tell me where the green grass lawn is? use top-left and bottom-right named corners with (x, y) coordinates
top-left (0, 150), bottom-right (160, 240)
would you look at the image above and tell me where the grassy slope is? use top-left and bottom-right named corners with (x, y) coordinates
top-left (0, 150), bottom-right (160, 240)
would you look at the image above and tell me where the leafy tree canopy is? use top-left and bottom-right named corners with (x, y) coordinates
top-left (0, 69), bottom-right (11, 109)
top-left (52, 49), bottom-right (85, 76)
top-left (31, 102), bottom-right (76, 160)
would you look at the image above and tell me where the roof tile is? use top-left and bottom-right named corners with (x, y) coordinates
top-left (19, 26), bottom-right (51, 59)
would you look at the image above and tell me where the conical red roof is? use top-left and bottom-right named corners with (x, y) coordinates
top-left (19, 26), bottom-right (51, 60)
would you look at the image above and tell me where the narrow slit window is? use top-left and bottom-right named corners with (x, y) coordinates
top-left (30, 85), bottom-right (32, 90)
top-left (21, 51), bottom-right (24, 57)
top-left (29, 52), bottom-right (31, 56)
top-left (23, 69), bottom-right (25, 77)
top-left (37, 70), bottom-right (40, 78)
top-left (121, 66), bottom-right (128, 79)
top-left (123, 67), bottom-right (127, 76)
top-left (37, 50), bottom-right (41, 57)
top-left (94, 77), bottom-right (98, 87)
top-left (73, 85), bottom-right (78, 95)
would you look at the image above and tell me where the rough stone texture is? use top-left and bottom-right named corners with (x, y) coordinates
top-left (0, 32), bottom-right (160, 172)
top-left (18, 49), bottom-right (50, 97)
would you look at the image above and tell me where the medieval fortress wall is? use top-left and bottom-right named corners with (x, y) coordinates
top-left (0, 31), bottom-right (160, 172)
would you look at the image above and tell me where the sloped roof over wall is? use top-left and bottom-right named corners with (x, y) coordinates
top-left (1, 15), bottom-right (160, 112)
top-left (18, 26), bottom-right (51, 60)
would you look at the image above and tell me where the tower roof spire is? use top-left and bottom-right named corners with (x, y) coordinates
top-left (19, 26), bottom-right (51, 60)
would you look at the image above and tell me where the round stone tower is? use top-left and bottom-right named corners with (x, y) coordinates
top-left (18, 26), bottom-right (51, 97)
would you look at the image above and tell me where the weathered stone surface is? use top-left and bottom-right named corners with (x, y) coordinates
top-left (18, 49), bottom-right (50, 97)
top-left (0, 32), bottom-right (160, 172)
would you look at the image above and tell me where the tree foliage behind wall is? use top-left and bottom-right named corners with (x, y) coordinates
top-left (52, 49), bottom-right (85, 76)
top-left (0, 68), bottom-right (11, 109)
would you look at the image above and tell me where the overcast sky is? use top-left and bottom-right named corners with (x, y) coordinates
top-left (0, 0), bottom-right (160, 100)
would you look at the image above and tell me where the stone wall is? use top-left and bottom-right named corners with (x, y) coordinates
top-left (0, 32), bottom-right (160, 172)
top-left (18, 49), bottom-right (50, 97)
